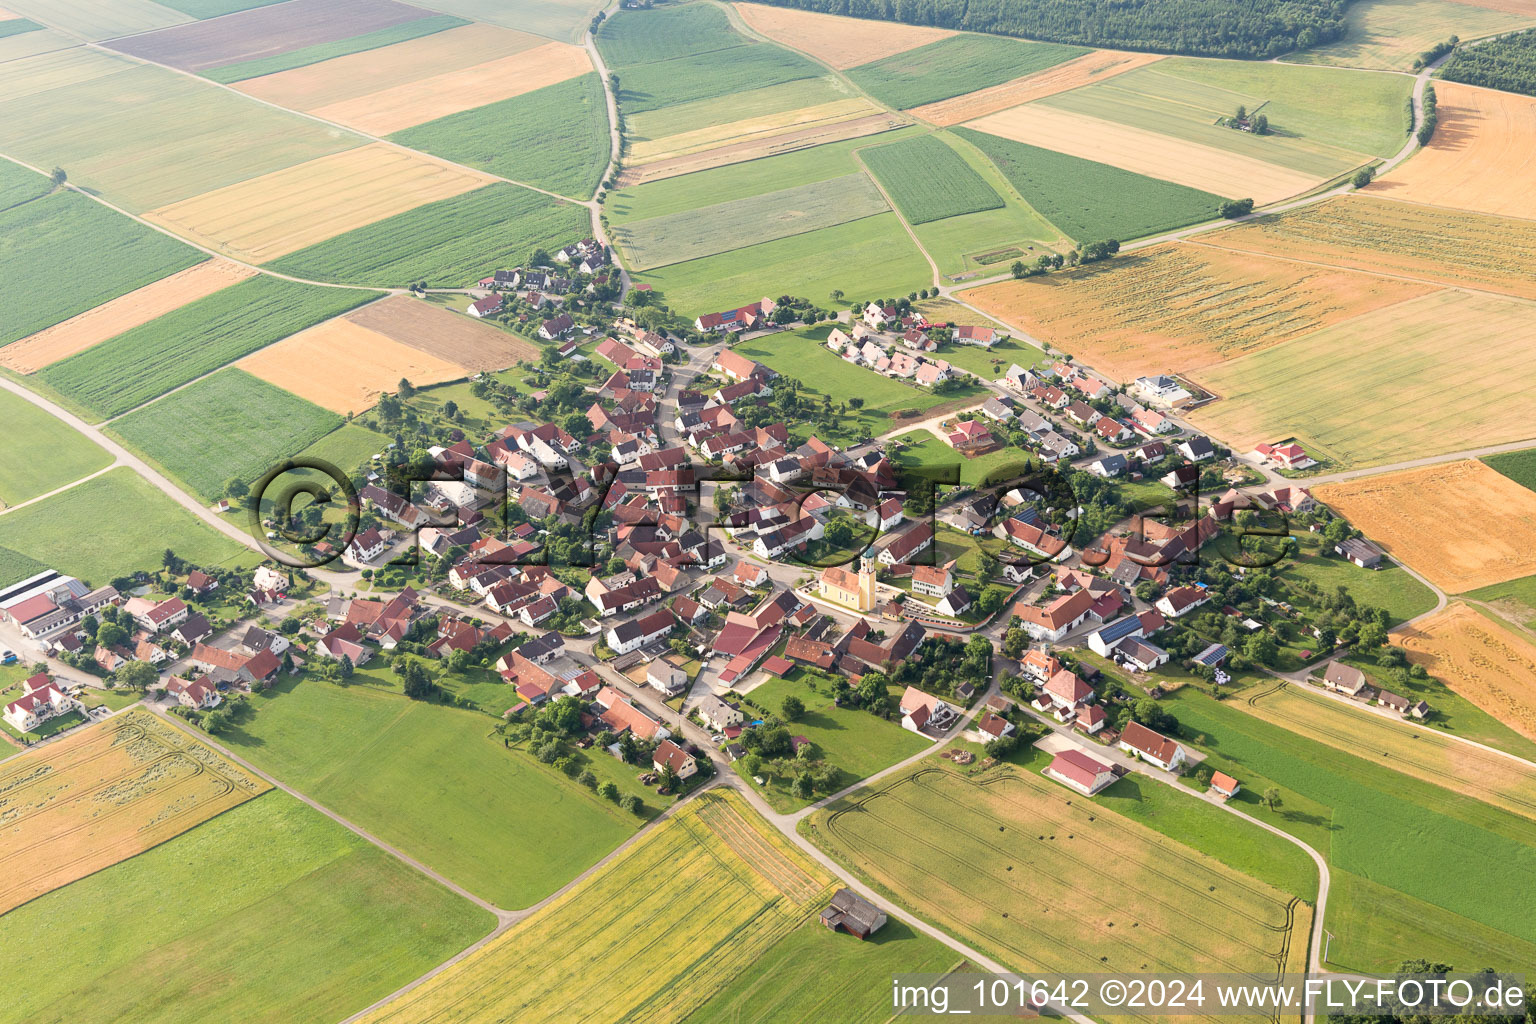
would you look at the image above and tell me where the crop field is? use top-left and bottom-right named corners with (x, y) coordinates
top-left (614, 172), bottom-right (888, 271)
top-left (0, 25), bottom-right (75, 62)
top-left (1243, 680), bottom-right (1536, 822)
top-left (629, 94), bottom-right (885, 166)
top-left (910, 49), bottom-right (1165, 125)
top-left (733, 2), bottom-right (957, 68)
top-left (625, 113), bottom-right (905, 185)
top-left (967, 102), bottom-right (1319, 205)
top-left (109, 369), bottom-right (342, 501)
top-left (1203, 195), bottom-right (1536, 300)
top-left (309, 40), bottom-right (592, 135)
top-left (0, 59), bottom-right (363, 212)
top-left (0, 792), bottom-right (492, 1024)
top-left (846, 34), bottom-right (1090, 110)
top-left (598, 2), bottom-right (745, 65)
top-left (397, 0), bottom-right (604, 43)
top-left (210, 15), bottom-right (475, 84)
top-left (615, 40), bottom-right (823, 115)
top-left (1372, 82), bottom-right (1536, 219)
top-left (38, 276), bottom-right (373, 421)
top-left (809, 762), bottom-right (1309, 985)
top-left (0, 42), bottom-right (126, 103)
top-left (0, 0), bottom-right (188, 39)
top-left (1485, 448), bottom-right (1536, 494)
top-left (628, 75), bottom-right (852, 142)
top-left (267, 182), bottom-right (589, 287)
top-left (145, 144), bottom-right (493, 264)
top-left (0, 390), bottom-right (110, 508)
top-left (105, 0), bottom-right (439, 72)
top-left (1288, 0), bottom-right (1533, 70)
top-left (390, 72), bottom-right (607, 198)
top-left (0, 154), bottom-right (51, 210)
top-left (636, 212), bottom-right (930, 314)
top-left (1400, 604), bottom-right (1536, 744)
top-left (956, 128), bottom-right (1226, 242)
top-left (960, 243), bottom-right (1432, 382)
top-left (0, 260), bottom-right (255, 375)
top-left (0, 192), bottom-right (204, 348)
top-left (237, 317), bottom-right (468, 416)
top-left (0, 709), bottom-right (267, 915)
top-left (347, 293), bottom-right (539, 369)
top-left (353, 791), bottom-right (947, 1024)
top-left (860, 133), bottom-right (1005, 224)
top-left (221, 676), bottom-right (637, 910)
top-left (0, 468), bottom-right (251, 586)
top-left (1189, 290), bottom-right (1536, 469)
top-left (1161, 685), bottom-right (1536, 958)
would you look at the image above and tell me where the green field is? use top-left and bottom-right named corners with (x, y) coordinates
top-left (1288, 0), bottom-right (1532, 70)
top-left (892, 431), bottom-right (1026, 487)
top-left (0, 468), bottom-right (253, 586)
top-left (158, 0), bottom-right (290, 16)
top-left (596, 2), bottom-right (741, 66)
top-left (0, 0), bottom-right (188, 41)
top-left (0, 17), bottom-right (42, 38)
top-left (1161, 684), bottom-right (1536, 966)
top-left (612, 43), bottom-right (822, 114)
top-left (391, 73), bottom-right (608, 199)
top-left (108, 369), bottom-right (341, 502)
top-left (0, 191), bottom-right (204, 347)
top-left (1467, 574), bottom-right (1536, 631)
top-left (0, 792), bottom-right (492, 1024)
top-left (746, 673), bottom-right (930, 811)
top-left (388, 0), bottom-right (603, 43)
top-left (846, 34), bottom-right (1089, 109)
top-left (1277, 534), bottom-right (1439, 626)
top-left (636, 212), bottom-right (929, 313)
top-left (298, 422), bottom-right (390, 476)
top-left (957, 127), bottom-right (1229, 242)
top-left (0, 158), bottom-right (52, 212)
top-left (614, 172), bottom-right (888, 271)
top-left (268, 183), bottom-right (589, 288)
top-left (203, 14), bottom-right (469, 82)
top-left (38, 276), bottom-right (373, 421)
top-left (222, 676), bottom-right (639, 910)
top-left (0, 388), bottom-right (111, 507)
top-left (860, 133), bottom-right (1005, 225)
top-left (627, 75), bottom-right (851, 141)
top-left (1484, 448), bottom-right (1536, 493)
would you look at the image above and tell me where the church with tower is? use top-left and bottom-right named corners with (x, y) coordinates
top-left (817, 554), bottom-right (878, 613)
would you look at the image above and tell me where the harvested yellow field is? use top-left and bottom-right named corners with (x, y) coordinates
top-left (143, 143), bottom-right (492, 263)
top-left (238, 316), bottom-right (469, 415)
top-left (1457, 0), bottom-right (1536, 14)
top-left (0, 45), bottom-right (128, 104)
top-left (961, 243), bottom-right (1431, 381)
top-left (621, 113), bottom-right (904, 185)
top-left (968, 102), bottom-right (1321, 203)
top-left (308, 41), bottom-right (592, 135)
top-left (911, 50), bottom-right (1164, 125)
top-left (733, 2), bottom-right (954, 67)
top-left (1316, 462), bottom-right (1536, 593)
top-left (0, 260), bottom-right (255, 374)
top-left (234, 23), bottom-right (546, 111)
top-left (1372, 82), bottom-right (1536, 219)
top-left (1402, 604), bottom-right (1536, 746)
top-left (631, 97), bottom-right (883, 163)
top-left (347, 294), bottom-right (539, 371)
top-left (0, 709), bottom-right (268, 915)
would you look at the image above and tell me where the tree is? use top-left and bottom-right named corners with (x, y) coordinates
top-left (1010, 260), bottom-right (1026, 279)
top-left (442, 399), bottom-right (460, 420)
top-left (781, 695), bottom-right (804, 721)
top-left (96, 621), bottom-right (129, 650)
top-left (1261, 786), bottom-right (1282, 811)
top-left (50, 166), bottom-right (66, 185)
top-left (1242, 631), bottom-right (1278, 666)
top-left (1235, 103), bottom-right (1247, 122)
top-left (599, 780), bottom-right (619, 801)
top-left (793, 772), bottom-right (815, 799)
top-left (1219, 198), bottom-right (1255, 218)
top-left (740, 752), bottom-right (763, 777)
top-left (578, 768), bottom-right (597, 788)
top-left (114, 660), bottom-right (158, 692)
top-left (338, 653), bottom-right (355, 679)
top-left (1253, 113), bottom-right (1269, 134)
top-left (398, 378), bottom-right (416, 399)
top-left (657, 762), bottom-right (678, 793)
top-left (203, 708), bottom-right (230, 734)
top-left (619, 793), bottom-right (641, 814)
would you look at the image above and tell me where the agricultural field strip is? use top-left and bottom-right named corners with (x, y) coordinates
top-left (859, 133), bottom-right (1006, 225)
top-left (1401, 603), bottom-right (1536, 746)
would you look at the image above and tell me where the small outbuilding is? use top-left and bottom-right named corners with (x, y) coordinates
top-left (820, 887), bottom-right (888, 939)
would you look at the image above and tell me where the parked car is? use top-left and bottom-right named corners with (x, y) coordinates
top-left (0, 649), bottom-right (16, 665)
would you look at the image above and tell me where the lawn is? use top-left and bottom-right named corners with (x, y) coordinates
top-left (108, 368), bottom-right (341, 501)
top-left (0, 792), bottom-right (493, 1024)
top-left (636, 212), bottom-right (930, 313)
top-left (846, 34), bottom-right (1089, 109)
top-left (0, 468), bottom-right (254, 587)
top-left (221, 675), bottom-right (641, 910)
top-left (861, 133), bottom-right (1005, 225)
top-left (1276, 533), bottom-right (1438, 626)
top-left (204, 14), bottom-right (469, 82)
top-left (744, 672), bottom-right (930, 811)
top-left (892, 431), bottom-right (1028, 487)
top-left (37, 276), bottom-right (373, 421)
top-left (390, 73), bottom-right (608, 199)
top-left (956, 127), bottom-right (1227, 243)
top-left (0, 388), bottom-right (111, 507)
top-left (928, 338), bottom-right (1044, 379)
top-left (298, 421), bottom-right (390, 476)
top-left (0, 190), bottom-right (204, 347)
top-left (0, 708), bottom-right (86, 742)
top-left (268, 183), bottom-right (589, 288)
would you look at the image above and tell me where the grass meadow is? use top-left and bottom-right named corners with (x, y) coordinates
top-left (614, 43), bottom-right (822, 114)
top-left (596, 2), bottom-right (739, 66)
top-left (390, 73), bottom-right (608, 198)
top-left (0, 157), bottom-right (51, 211)
top-left (892, 432), bottom-right (1027, 488)
top-left (108, 368), bottom-right (341, 501)
top-left (204, 14), bottom-right (469, 82)
top-left (221, 675), bottom-right (640, 909)
top-left (268, 183), bottom-right (588, 287)
top-left (38, 276), bottom-right (373, 421)
top-left (0, 190), bottom-right (204, 347)
top-left (0, 468), bottom-right (253, 587)
top-left (0, 387), bottom-right (110, 507)
top-left (860, 133), bottom-right (1005, 224)
top-left (0, 792), bottom-right (493, 1024)
top-left (1277, 532), bottom-right (1438, 625)
top-left (846, 34), bottom-right (1089, 109)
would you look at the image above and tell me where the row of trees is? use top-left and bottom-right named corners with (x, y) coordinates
top-left (1009, 240), bottom-right (1120, 279)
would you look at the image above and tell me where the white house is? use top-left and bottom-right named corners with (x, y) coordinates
top-left (898, 686), bottom-right (958, 734)
top-left (1044, 749), bottom-right (1117, 796)
top-left (697, 695), bottom-right (743, 732)
top-left (1118, 721), bottom-right (1187, 771)
top-left (606, 609), bottom-right (674, 655)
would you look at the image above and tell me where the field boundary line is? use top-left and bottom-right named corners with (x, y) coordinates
top-left (0, 459), bottom-right (119, 518)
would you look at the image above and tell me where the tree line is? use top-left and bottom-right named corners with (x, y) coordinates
top-left (751, 0), bottom-right (1350, 59)
top-left (1440, 29), bottom-right (1536, 97)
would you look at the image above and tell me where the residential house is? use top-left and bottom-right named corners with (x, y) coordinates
top-left (1322, 661), bottom-right (1370, 697)
top-left (166, 675), bottom-right (222, 710)
top-left (696, 695), bottom-right (743, 732)
top-left (1044, 749), bottom-right (1117, 796)
top-left (647, 660), bottom-right (688, 696)
top-left (1016, 590), bottom-right (1094, 642)
top-left (898, 685), bottom-right (959, 734)
top-left (652, 738), bottom-right (697, 780)
top-left (1210, 771), bottom-right (1240, 800)
top-left (1119, 720), bottom-right (1186, 770)
top-left (1156, 586), bottom-right (1209, 618)
top-left (606, 609), bottom-right (674, 655)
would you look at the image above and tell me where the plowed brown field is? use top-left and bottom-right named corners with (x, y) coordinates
top-left (911, 49), bottom-right (1164, 125)
top-left (732, 2), bottom-right (954, 68)
top-left (1316, 462), bottom-right (1536, 593)
top-left (1401, 604), bottom-right (1536, 744)
top-left (960, 242), bottom-right (1432, 380)
top-left (1371, 82), bottom-right (1536, 219)
top-left (0, 260), bottom-right (255, 374)
top-left (347, 294), bottom-right (539, 370)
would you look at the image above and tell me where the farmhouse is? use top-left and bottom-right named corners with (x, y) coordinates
top-left (1156, 586), bottom-right (1209, 618)
top-left (696, 299), bottom-right (773, 333)
top-left (898, 685), bottom-right (958, 735)
top-left (820, 888), bottom-right (888, 939)
top-left (3, 673), bottom-right (78, 733)
top-left (593, 686), bottom-right (668, 741)
top-left (1322, 661), bottom-right (1370, 697)
top-left (652, 739), bottom-right (697, 780)
top-left (538, 313), bottom-right (575, 340)
top-left (1119, 720), bottom-right (1187, 770)
top-left (1044, 749), bottom-right (1117, 796)
top-left (952, 324), bottom-right (998, 347)
top-left (124, 595), bottom-right (188, 634)
top-left (467, 294), bottom-right (502, 318)
top-left (1015, 590), bottom-right (1093, 642)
